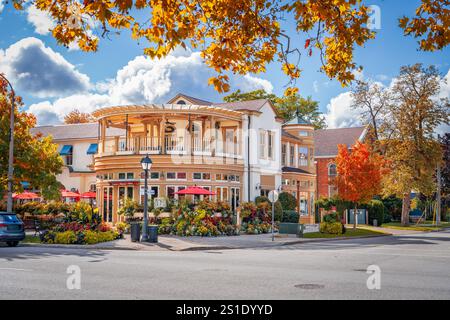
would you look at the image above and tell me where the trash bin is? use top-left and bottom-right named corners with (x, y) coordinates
top-left (373, 219), bottom-right (378, 227)
top-left (130, 223), bottom-right (141, 242)
top-left (147, 225), bottom-right (158, 243)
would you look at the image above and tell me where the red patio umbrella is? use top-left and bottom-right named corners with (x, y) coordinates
top-left (61, 190), bottom-right (81, 198)
top-left (80, 191), bottom-right (96, 199)
top-left (174, 186), bottom-right (216, 195)
top-left (12, 191), bottom-right (40, 200)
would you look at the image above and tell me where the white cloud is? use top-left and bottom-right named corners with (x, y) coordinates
top-left (324, 92), bottom-right (362, 128)
top-left (26, 5), bottom-right (55, 35)
top-left (0, 37), bottom-right (90, 98)
top-left (25, 46), bottom-right (273, 125)
top-left (0, 1), bottom-right (4, 13)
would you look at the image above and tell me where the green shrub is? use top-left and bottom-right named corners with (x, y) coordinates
top-left (84, 230), bottom-right (99, 244)
top-left (54, 231), bottom-right (77, 244)
top-left (323, 212), bottom-right (339, 223)
top-left (97, 231), bottom-right (117, 242)
top-left (255, 196), bottom-right (283, 221)
top-left (368, 200), bottom-right (384, 226)
top-left (320, 222), bottom-right (344, 235)
top-left (281, 210), bottom-right (299, 223)
top-left (278, 192), bottom-right (297, 210)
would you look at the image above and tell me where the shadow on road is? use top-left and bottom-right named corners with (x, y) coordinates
top-left (256, 232), bottom-right (450, 251)
top-left (0, 245), bottom-right (108, 261)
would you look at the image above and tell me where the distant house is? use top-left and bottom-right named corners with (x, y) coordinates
top-left (314, 126), bottom-right (368, 199)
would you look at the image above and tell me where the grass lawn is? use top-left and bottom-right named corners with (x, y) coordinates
top-left (303, 228), bottom-right (387, 239)
top-left (382, 221), bottom-right (450, 232)
top-left (22, 235), bottom-right (41, 243)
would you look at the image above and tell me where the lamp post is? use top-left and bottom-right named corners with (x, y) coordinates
top-left (140, 154), bottom-right (152, 241)
top-left (0, 74), bottom-right (15, 213)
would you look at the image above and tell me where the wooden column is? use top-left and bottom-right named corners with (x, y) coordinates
top-left (144, 122), bottom-right (148, 150)
top-left (238, 120), bottom-right (243, 156)
top-left (160, 115), bottom-right (166, 154)
top-left (201, 118), bottom-right (206, 152)
top-left (210, 116), bottom-right (216, 156)
top-left (101, 119), bottom-right (106, 153)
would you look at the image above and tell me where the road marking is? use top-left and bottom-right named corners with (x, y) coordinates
top-left (0, 267), bottom-right (33, 272)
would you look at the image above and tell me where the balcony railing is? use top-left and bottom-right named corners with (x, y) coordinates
top-left (98, 136), bottom-right (241, 158)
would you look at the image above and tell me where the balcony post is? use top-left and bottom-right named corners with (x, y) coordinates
top-left (160, 115), bottom-right (166, 154)
top-left (210, 116), bottom-right (216, 157)
top-left (101, 119), bottom-right (106, 153)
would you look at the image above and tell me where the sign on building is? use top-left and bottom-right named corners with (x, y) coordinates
top-left (153, 197), bottom-right (166, 209)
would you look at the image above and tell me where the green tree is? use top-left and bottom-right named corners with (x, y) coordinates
top-left (381, 64), bottom-right (449, 226)
top-left (0, 76), bottom-right (64, 200)
top-left (223, 89), bottom-right (277, 103)
top-left (223, 89), bottom-right (326, 129)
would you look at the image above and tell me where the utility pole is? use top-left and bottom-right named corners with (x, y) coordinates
top-left (436, 135), bottom-right (442, 225)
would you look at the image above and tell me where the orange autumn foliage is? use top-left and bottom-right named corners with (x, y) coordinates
top-left (333, 141), bottom-right (388, 205)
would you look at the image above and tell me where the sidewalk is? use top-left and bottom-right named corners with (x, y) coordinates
top-left (353, 225), bottom-right (428, 235)
top-left (22, 229), bottom-right (391, 251)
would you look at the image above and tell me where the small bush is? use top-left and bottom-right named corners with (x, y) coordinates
top-left (54, 231), bottom-right (77, 244)
top-left (323, 212), bottom-right (339, 223)
top-left (281, 210), bottom-right (299, 223)
top-left (368, 200), bottom-right (384, 226)
top-left (320, 222), bottom-right (344, 235)
top-left (84, 230), bottom-right (99, 244)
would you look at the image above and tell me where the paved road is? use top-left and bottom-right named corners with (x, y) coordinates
top-left (1, 230), bottom-right (450, 299)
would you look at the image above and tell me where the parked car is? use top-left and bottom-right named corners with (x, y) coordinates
top-left (0, 212), bottom-right (25, 247)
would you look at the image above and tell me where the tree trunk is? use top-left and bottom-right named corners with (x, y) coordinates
top-left (401, 193), bottom-right (411, 226)
top-left (353, 203), bottom-right (357, 230)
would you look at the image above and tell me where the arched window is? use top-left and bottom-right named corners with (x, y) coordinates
top-left (177, 100), bottom-right (186, 104)
top-left (328, 163), bottom-right (337, 176)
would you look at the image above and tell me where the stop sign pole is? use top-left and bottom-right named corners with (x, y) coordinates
top-left (268, 190), bottom-right (279, 242)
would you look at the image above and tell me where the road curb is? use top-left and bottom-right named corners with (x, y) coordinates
top-left (19, 242), bottom-right (140, 251)
top-left (18, 233), bottom-right (391, 251)
top-left (175, 233), bottom-right (392, 251)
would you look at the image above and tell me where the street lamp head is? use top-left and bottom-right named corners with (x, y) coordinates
top-left (140, 154), bottom-right (152, 171)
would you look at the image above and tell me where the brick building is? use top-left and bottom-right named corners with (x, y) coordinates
top-left (314, 126), bottom-right (368, 199)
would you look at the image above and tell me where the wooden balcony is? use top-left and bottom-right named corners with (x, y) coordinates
top-left (98, 135), bottom-right (242, 159)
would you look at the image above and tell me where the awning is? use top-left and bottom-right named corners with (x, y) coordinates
top-left (60, 145), bottom-right (73, 155)
top-left (86, 143), bottom-right (98, 154)
top-left (175, 186), bottom-right (216, 195)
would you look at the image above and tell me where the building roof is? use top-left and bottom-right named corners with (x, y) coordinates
top-left (31, 123), bottom-right (125, 141)
top-left (282, 167), bottom-right (313, 175)
top-left (282, 130), bottom-right (302, 142)
top-left (314, 126), bottom-right (367, 157)
top-left (215, 99), bottom-right (268, 112)
top-left (284, 114), bottom-right (311, 126)
top-left (167, 93), bottom-right (213, 106)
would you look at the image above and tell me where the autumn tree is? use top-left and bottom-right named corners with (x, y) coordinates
top-left (0, 76), bottom-right (64, 201)
top-left (399, 0), bottom-right (450, 51)
top-left (350, 80), bottom-right (391, 141)
top-left (223, 89), bottom-right (326, 129)
top-left (10, 0), bottom-right (379, 94)
top-left (64, 109), bottom-right (94, 124)
top-left (381, 64), bottom-right (449, 226)
top-left (334, 141), bottom-right (388, 229)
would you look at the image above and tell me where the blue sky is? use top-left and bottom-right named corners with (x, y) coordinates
top-left (0, 0), bottom-right (449, 128)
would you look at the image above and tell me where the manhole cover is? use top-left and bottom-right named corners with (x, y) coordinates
top-left (295, 284), bottom-right (325, 290)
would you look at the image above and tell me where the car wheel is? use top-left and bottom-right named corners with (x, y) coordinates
top-left (6, 241), bottom-right (19, 247)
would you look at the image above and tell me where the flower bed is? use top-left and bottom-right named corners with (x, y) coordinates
top-left (39, 202), bottom-right (122, 245)
top-left (155, 200), bottom-right (274, 237)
